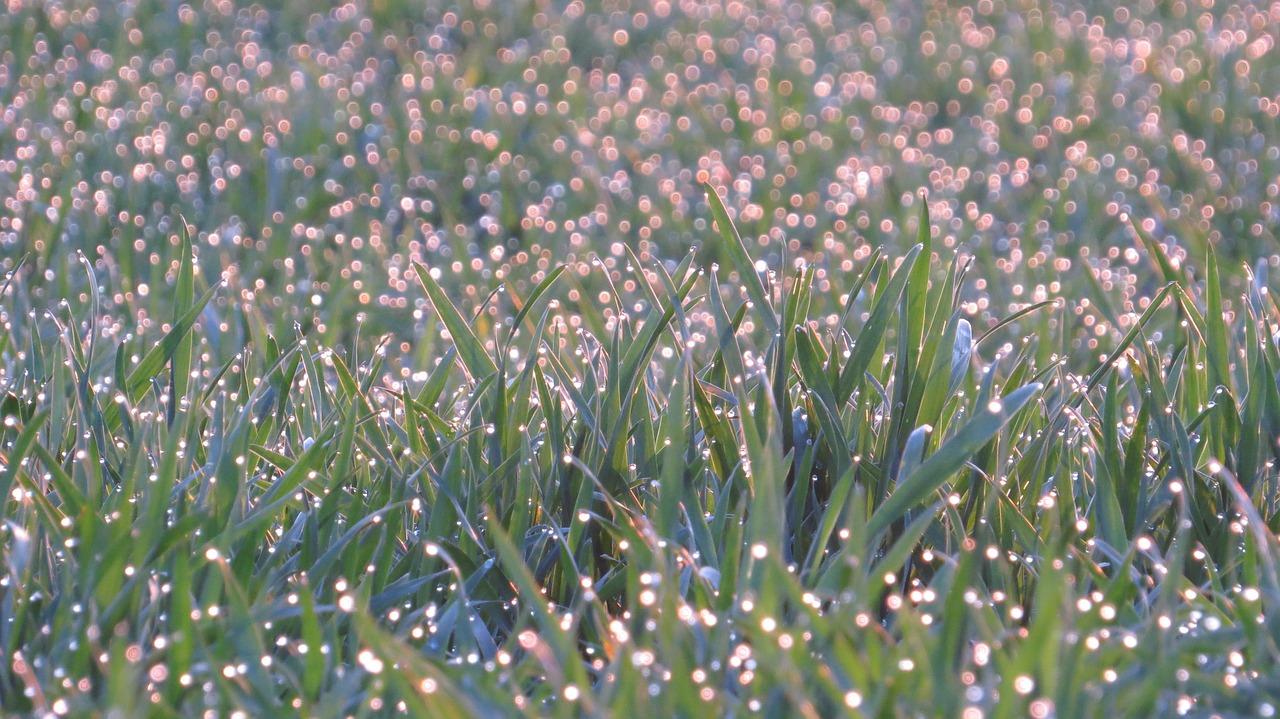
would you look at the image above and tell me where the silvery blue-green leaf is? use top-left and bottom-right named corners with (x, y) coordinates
top-left (948, 318), bottom-right (972, 396)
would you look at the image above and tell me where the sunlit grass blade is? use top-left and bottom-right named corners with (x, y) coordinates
top-left (702, 182), bottom-right (778, 337)
top-left (868, 382), bottom-right (1042, 539)
top-left (413, 261), bottom-right (499, 382)
top-left (836, 244), bottom-right (921, 405)
top-left (170, 218), bottom-right (196, 424)
top-left (107, 280), bottom-right (220, 430)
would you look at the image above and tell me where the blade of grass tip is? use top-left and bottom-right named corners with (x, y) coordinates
top-left (1127, 212), bottom-right (1184, 286)
top-left (1237, 319), bottom-right (1268, 494)
top-left (905, 191), bottom-right (933, 360)
top-left (949, 317), bottom-right (973, 395)
top-left (416, 345), bottom-right (458, 411)
top-left (502, 264), bottom-right (565, 350)
top-left (837, 248), bottom-right (883, 331)
top-left (704, 299), bottom-right (748, 390)
top-left (622, 245), bottom-right (664, 317)
top-left (896, 424), bottom-right (933, 485)
top-left (1079, 283), bottom-right (1176, 401)
top-left (498, 307), bottom-right (551, 457)
top-left (1173, 284), bottom-right (1209, 352)
top-left (701, 181), bottom-right (778, 336)
top-left (913, 311), bottom-right (961, 433)
top-left (605, 259), bottom-right (700, 453)
top-left (1204, 246), bottom-right (1231, 393)
top-left (108, 279), bottom-right (221, 431)
top-left (74, 252), bottom-right (99, 406)
top-left (1245, 261), bottom-right (1268, 319)
top-left (413, 261), bottom-right (498, 382)
top-left (327, 351), bottom-right (392, 457)
top-left (1122, 399), bottom-right (1151, 532)
top-left (67, 255), bottom-right (118, 495)
top-left (771, 267), bottom-right (813, 451)
top-left (615, 255), bottom-right (699, 394)
top-left (917, 253), bottom-right (963, 396)
top-left (836, 244), bottom-right (921, 406)
top-left (708, 271), bottom-right (748, 389)
top-left (972, 299), bottom-right (1060, 349)
top-left (112, 343), bottom-right (134, 442)
top-left (868, 382), bottom-right (1043, 539)
top-left (648, 248), bottom-right (695, 349)
top-left (170, 218), bottom-right (196, 425)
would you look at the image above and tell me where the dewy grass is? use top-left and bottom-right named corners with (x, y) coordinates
top-left (2, 194), bottom-right (1279, 716)
top-left (3, 1), bottom-right (1280, 716)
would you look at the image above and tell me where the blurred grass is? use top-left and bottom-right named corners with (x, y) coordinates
top-left (1, 0), bottom-right (1277, 351)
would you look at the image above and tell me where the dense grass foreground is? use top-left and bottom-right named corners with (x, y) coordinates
top-left (2, 194), bottom-right (1280, 717)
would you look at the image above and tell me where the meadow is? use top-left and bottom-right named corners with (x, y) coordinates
top-left (1, 0), bottom-right (1279, 715)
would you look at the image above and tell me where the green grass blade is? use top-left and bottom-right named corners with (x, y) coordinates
top-left (413, 261), bottom-right (498, 382)
top-left (868, 382), bottom-right (1042, 538)
top-left (702, 182), bottom-right (778, 336)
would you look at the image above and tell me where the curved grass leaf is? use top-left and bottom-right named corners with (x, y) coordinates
top-left (413, 261), bottom-right (498, 382)
top-left (702, 182), bottom-right (778, 336)
top-left (868, 382), bottom-right (1043, 538)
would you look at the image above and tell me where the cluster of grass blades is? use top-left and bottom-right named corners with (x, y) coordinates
top-left (2, 196), bottom-right (1280, 717)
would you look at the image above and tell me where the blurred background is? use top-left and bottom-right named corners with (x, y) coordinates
top-left (0, 0), bottom-right (1276, 354)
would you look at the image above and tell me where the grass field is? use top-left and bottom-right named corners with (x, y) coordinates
top-left (2, 0), bottom-right (1280, 716)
